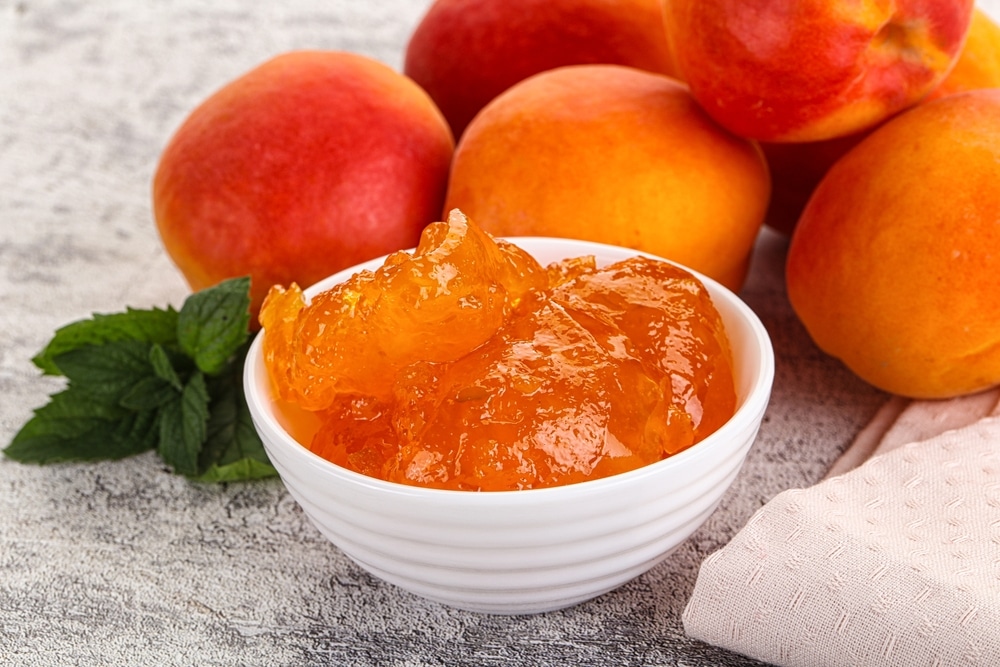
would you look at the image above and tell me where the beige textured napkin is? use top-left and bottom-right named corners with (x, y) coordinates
top-left (683, 389), bottom-right (1000, 666)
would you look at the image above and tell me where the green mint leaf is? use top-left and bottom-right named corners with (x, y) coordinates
top-left (198, 458), bottom-right (277, 483)
top-left (157, 371), bottom-right (210, 476)
top-left (54, 339), bottom-right (156, 404)
top-left (150, 343), bottom-right (184, 390)
top-left (197, 349), bottom-right (277, 482)
top-left (4, 391), bottom-right (157, 463)
top-left (119, 376), bottom-right (178, 411)
top-left (10, 278), bottom-right (274, 484)
top-left (33, 306), bottom-right (178, 375)
top-left (177, 276), bottom-right (251, 376)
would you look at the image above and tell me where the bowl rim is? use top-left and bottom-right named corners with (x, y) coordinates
top-left (245, 236), bottom-right (775, 503)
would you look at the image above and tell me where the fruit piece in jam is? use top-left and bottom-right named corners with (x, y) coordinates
top-left (259, 209), bottom-right (546, 410)
top-left (260, 210), bottom-right (736, 491)
top-left (547, 255), bottom-right (737, 448)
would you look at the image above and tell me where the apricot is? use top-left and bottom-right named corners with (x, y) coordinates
top-left (927, 7), bottom-right (1000, 101)
top-left (404, 0), bottom-right (676, 138)
top-left (762, 8), bottom-right (1000, 236)
top-left (786, 90), bottom-right (1000, 399)
top-left (153, 51), bottom-right (454, 316)
top-left (664, 0), bottom-right (974, 142)
top-left (444, 65), bottom-right (770, 292)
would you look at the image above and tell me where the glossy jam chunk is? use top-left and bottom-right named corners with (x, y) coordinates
top-left (260, 212), bottom-right (737, 491)
top-left (547, 256), bottom-right (737, 446)
top-left (259, 210), bottom-right (546, 409)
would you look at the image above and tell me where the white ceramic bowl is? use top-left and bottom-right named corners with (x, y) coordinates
top-left (245, 238), bottom-right (774, 615)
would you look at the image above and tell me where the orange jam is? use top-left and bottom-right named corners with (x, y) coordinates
top-left (260, 210), bottom-right (736, 491)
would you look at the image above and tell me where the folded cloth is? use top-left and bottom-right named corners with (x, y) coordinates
top-left (683, 389), bottom-right (1000, 667)
top-left (825, 389), bottom-right (1000, 479)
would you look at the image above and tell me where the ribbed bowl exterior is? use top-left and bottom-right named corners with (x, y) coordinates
top-left (246, 238), bottom-right (774, 615)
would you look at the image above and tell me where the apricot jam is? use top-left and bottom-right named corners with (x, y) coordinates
top-left (260, 210), bottom-right (736, 491)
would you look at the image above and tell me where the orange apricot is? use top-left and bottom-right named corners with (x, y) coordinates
top-left (154, 51), bottom-right (454, 316)
top-left (786, 90), bottom-right (1000, 398)
top-left (444, 65), bottom-right (770, 293)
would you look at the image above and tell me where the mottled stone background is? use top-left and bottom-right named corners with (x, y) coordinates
top-left (2, 2), bottom-right (990, 665)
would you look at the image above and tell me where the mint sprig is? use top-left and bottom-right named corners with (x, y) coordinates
top-left (4, 277), bottom-right (277, 482)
